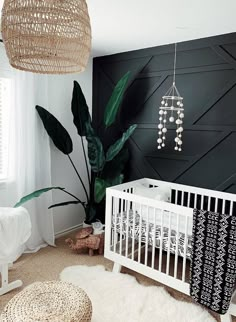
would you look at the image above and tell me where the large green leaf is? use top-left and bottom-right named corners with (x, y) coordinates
top-left (104, 71), bottom-right (130, 128)
top-left (94, 178), bottom-right (107, 203)
top-left (48, 200), bottom-right (82, 209)
top-left (71, 81), bottom-right (92, 137)
top-left (108, 174), bottom-right (124, 186)
top-left (106, 124), bottom-right (137, 162)
top-left (14, 187), bottom-right (65, 208)
top-left (36, 106), bottom-right (73, 155)
top-left (86, 123), bottom-right (105, 172)
top-left (94, 175), bottom-right (124, 203)
top-left (102, 148), bottom-right (129, 180)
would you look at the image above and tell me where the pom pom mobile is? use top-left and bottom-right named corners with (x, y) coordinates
top-left (157, 43), bottom-right (184, 152)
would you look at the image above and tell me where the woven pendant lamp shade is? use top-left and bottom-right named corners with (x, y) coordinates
top-left (1, 0), bottom-right (91, 74)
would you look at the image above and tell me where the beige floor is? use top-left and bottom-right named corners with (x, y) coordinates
top-left (0, 232), bottom-right (233, 322)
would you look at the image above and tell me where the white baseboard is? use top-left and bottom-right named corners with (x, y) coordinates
top-left (55, 223), bottom-right (83, 238)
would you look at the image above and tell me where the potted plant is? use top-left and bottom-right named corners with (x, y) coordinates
top-left (14, 72), bottom-right (137, 224)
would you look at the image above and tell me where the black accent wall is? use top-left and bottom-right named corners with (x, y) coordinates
top-left (92, 33), bottom-right (236, 193)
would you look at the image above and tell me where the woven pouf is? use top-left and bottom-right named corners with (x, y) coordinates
top-left (0, 281), bottom-right (92, 322)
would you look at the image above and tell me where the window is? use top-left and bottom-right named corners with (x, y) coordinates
top-left (0, 77), bottom-right (11, 181)
top-left (0, 41), bottom-right (14, 184)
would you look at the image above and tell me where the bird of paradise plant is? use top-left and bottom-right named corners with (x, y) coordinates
top-left (14, 72), bottom-right (137, 224)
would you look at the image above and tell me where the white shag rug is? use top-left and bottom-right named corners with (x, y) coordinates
top-left (60, 265), bottom-right (216, 322)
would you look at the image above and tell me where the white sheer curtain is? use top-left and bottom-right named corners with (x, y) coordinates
top-left (0, 43), bottom-right (55, 253)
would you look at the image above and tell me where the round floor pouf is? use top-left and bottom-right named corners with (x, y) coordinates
top-left (0, 281), bottom-right (92, 322)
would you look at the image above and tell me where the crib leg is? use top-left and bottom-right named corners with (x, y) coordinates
top-left (113, 262), bottom-right (122, 273)
top-left (220, 313), bottom-right (232, 322)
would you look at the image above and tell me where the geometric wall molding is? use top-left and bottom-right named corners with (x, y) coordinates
top-left (93, 32), bottom-right (236, 193)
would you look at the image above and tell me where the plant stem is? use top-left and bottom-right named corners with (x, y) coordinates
top-left (67, 155), bottom-right (89, 203)
top-left (61, 189), bottom-right (86, 211)
top-left (62, 189), bottom-right (83, 202)
top-left (81, 136), bottom-right (91, 186)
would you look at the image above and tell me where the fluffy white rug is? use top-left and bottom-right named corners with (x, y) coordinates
top-left (60, 265), bottom-right (216, 322)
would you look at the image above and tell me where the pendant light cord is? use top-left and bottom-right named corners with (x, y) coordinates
top-left (173, 43), bottom-right (177, 85)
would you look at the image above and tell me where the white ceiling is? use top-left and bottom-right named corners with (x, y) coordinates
top-left (1, 1), bottom-right (236, 58)
top-left (87, 0), bottom-right (236, 57)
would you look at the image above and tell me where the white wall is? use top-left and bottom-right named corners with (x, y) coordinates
top-left (47, 58), bottom-right (93, 235)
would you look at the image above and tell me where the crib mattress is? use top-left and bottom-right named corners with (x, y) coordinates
top-left (112, 210), bottom-right (192, 260)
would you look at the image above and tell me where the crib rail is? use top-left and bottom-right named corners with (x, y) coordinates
top-left (171, 189), bottom-right (236, 216)
top-left (105, 178), bottom-right (236, 296)
top-left (111, 178), bottom-right (236, 215)
top-left (105, 188), bottom-right (193, 294)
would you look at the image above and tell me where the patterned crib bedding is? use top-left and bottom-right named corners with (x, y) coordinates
top-left (112, 210), bottom-right (192, 260)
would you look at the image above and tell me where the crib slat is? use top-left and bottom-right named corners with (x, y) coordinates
top-left (181, 192), bottom-right (184, 206)
top-left (207, 197), bottom-right (211, 211)
top-left (230, 201), bottom-right (233, 215)
top-left (125, 190), bottom-right (128, 211)
top-left (187, 193), bottom-right (190, 207)
top-left (151, 208), bottom-right (156, 269)
top-left (131, 203), bottom-right (136, 260)
top-left (215, 198), bottom-right (218, 213)
top-left (113, 197), bottom-right (118, 253)
top-left (138, 204), bottom-right (142, 263)
top-left (182, 216), bottom-right (189, 282)
top-left (120, 198), bottom-right (124, 255)
top-left (166, 212), bottom-right (172, 275)
top-left (222, 199), bottom-right (226, 214)
top-left (158, 210), bottom-right (164, 272)
top-left (175, 190), bottom-right (178, 205)
top-left (201, 195), bottom-right (204, 209)
top-left (110, 197), bottom-right (114, 251)
top-left (194, 193), bottom-right (197, 208)
top-left (125, 200), bottom-right (130, 258)
top-left (174, 213), bottom-right (180, 279)
top-left (144, 206), bottom-right (149, 266)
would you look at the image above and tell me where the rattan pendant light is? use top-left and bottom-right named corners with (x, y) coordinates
top-left (1, 0), bottom-right (91, 74)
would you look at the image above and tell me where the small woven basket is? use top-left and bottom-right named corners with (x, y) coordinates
top-left (0, 281), bottom-right (92, 322)
top-left (1, 0), bottom-right (91, 74)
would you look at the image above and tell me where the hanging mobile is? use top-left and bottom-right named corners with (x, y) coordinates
top-left (157, 43), bottom-right (184, 151)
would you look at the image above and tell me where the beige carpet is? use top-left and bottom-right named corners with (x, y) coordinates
top-left (0, 232), bottom-right (233, 322)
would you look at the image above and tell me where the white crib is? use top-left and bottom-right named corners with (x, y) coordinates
top-left (104, 178), bottom-right (236, 322)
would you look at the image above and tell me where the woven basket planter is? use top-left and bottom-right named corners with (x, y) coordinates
top-left (1, 0), bottom-right (91, 74)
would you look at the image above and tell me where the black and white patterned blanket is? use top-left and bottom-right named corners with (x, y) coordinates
top-left (190, 209), bottom-right (236, 314)
top-left (112, 211), bottom-right (192, 259)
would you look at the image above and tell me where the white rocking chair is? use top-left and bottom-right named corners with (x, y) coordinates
top-left (0, 207), bottom-right (31, 296)
top-left (0, 263), bottom-right (23, 295)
